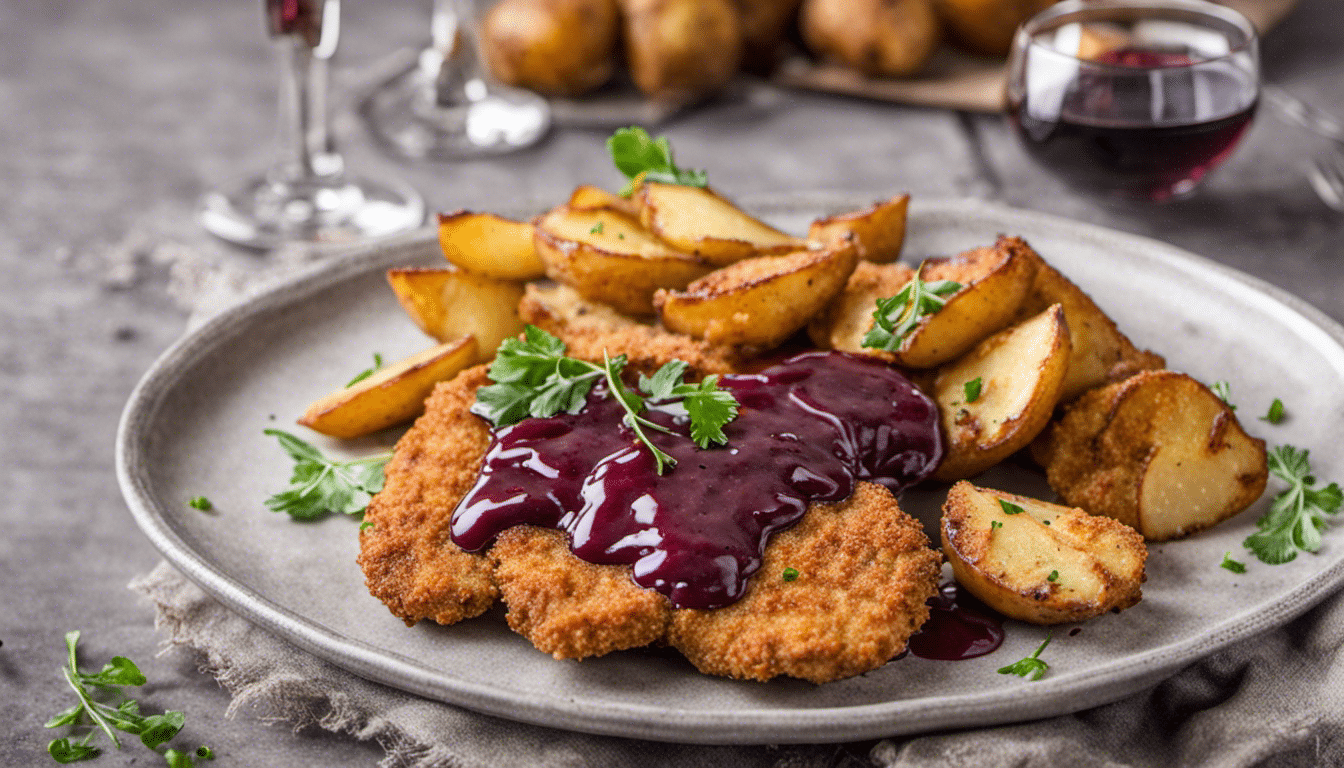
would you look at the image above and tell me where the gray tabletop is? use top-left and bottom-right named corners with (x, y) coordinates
top-left (4, 0), bottom-right (1343, 765)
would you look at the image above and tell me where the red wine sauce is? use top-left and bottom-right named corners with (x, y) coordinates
top-left (907, 581), bottom-right (1005, 660)
top-left (452, 351), bottom-right (943, 609)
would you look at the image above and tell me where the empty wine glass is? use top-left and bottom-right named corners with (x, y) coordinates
top-left (360, 0), bottom-right (551, 160)
top-left (200, 0), bottom-right (425, 249)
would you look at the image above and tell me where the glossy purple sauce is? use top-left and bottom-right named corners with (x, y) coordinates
top-left (451, 351), bottom-right (943, 609)
top-left (908, 581), bottom-right (1005, 660)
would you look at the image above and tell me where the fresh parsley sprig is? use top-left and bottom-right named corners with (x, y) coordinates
top-left (472, 326), bottom-right (738, 475)
top-left (607, 126), bottom-right (708, 196)
top-left (264, 429), bottom-right (391, 520)
top-left (46, 631), bottom-right (210, 766)
top-left (346, 352), bottom-right (383, 387)
top-left (862, 269), bottom-right (963, 352)
top-left (997, 634), bottom-right (1052, 681)
top-left (1243, 445), bottom-right (1342, 564)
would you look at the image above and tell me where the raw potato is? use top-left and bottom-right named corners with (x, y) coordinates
top-left (934, 0), bottom-right (1057, 56)
top-left (568, 184), bottom-right (639, 216)
top-left (655, 241), bottom-right (859, 349)
top-left (619, 0), bottom-right (743, 101)
top-left (808, 194), bottom-right (910, 264)
top-left (801, 0), bottom-right (941, 78)
top-left (932, 304), bottom-right (1070, 482)
top-left (1014, 246), bottom-right (1164, 400)
top-left (437, 211), bottom-right (546, 281)
top-left (635, 182), bottom-right (807, 266)
top-left (892, 235), bottom-right (1039, 368)
top-left (941, 482), bottom-right (1146, 625)
top-left (533, 204), bottom-right (712, 316)
top-left (298, 337), bottom-right (478, 439)
top-left (386, 268), bottom-right (525, 360)
top-left (480, 0), bottom-right (620, 96)
top-left (807, 260), bottom-right (915, 356)
top-left (1035, 370), bottom-right (1269, 541)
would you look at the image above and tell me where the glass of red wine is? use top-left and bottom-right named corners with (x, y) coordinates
top-left (1006, 0), bottom-right (1260, 201)
top-left (200, 0), bottom-right (425, 249)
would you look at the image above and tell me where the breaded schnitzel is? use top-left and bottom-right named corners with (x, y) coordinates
top-left (358, 318), bottom-right (942, 683)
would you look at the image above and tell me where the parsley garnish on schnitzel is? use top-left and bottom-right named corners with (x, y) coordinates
top-left (473, 326), bottom-right (739, 475)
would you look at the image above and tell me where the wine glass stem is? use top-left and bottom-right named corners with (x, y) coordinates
top-left (429, 0), bottom-right (487, 105)
top-left (274, 0), bottom-right (342, 184)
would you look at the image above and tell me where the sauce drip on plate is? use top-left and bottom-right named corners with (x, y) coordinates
top-left (908, 581), bottom-right (1005, 660)
top-left (452, 351), bottom-right (943, 609)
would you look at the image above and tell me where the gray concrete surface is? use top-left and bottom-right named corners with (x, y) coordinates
top-left (2, 0), bottom-right (1342, 765)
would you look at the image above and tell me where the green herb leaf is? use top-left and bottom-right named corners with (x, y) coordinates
top-left (187, 496), bottom-right (212, 511)
top-left (782, 567), bottom-right (799, 582)
top-left (346, 352), bottom-right (384, 387)
top-left (164, 748), bottom-right (196, 768)
top-left (990, 520), bottom-right (1002, 530)
top-left (138, 711), bottom-right (185, 750)
top-left (607, 127), bottom-right (708, 196)
top-left (1220, 552), bottom-right (1246, 573)
top-left (1261, 398), bottom-right (1285, 424)
top-left (862, 271), bottom-right (963, 352)
top-left (997, 634), bottom-right (1052, 681)
top-left (263, 430), bottom-right (391, 520)
top-left (998, 499), bottom-right (1025, 515)
top-left (963, 377), bottom-right (983, 403)
top-left (1244, 445), bottom-right (1342, 564)
top-left (46, 705), bottom-right (84, 729)
top-left (589, 221), bottom-right (604, 235)
top-left (359, 520), bottom-right (374, 531)
top-left (195, 746), bottom-right (215, 760)
top-left (1047, 570), bottom-right (1059, 582)
top-left (1210, 380), bottom-right (1236, 410)
top-left (83, 656), bottom-right (146, 688)
top-left (48, 738), bottom-right (99, 763)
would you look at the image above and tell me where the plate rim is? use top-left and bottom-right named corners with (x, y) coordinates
top-left (116, 196), bottom-right (1344, 744)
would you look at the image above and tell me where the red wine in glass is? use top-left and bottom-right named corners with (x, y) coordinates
top-left (267, 0), bottom-right (323, 43)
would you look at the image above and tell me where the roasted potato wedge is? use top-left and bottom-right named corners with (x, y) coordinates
top-left (480, 0), bottom-right (619, 97)
top-left (932, 304), bottom-right (1071, 482)
top-left (808, 194), bottom-right (910, 264)
top-left (386, 268), bottom-right (525, 361)
top-left (533, 204), bottom-right (712, 316)
top-left (619, 0), bottom-right (743, 101)
top-left (1015, 250), bottom-right (1164, 401)
top-left (567, 184), bottom-right (639, 216)
top-left (889, 235), bottom-right (1039, 369)
top-left (807, 260), bottom-right (915, 356)
top-left (801, 0), bottom-right (941, 77)
top-left (437, 211), bottom-right (546, 281)
top-left (298, 337), bottom-right (478, 439)
top-left (655, 241), bottom-right (859, 349)
top-left (941, 482), bottom-right (1146, 625)
top-left (1035, 370), bottom-right (1268, 541)
top-left (635, 181), bottom-right (807, 267)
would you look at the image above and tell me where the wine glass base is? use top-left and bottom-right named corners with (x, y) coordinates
top-left (362, 66), bottom-right (551, 160)
top-left (200, 172), bottom-right (426, 250)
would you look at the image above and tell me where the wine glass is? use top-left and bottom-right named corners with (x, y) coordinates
top-left (200, 0), bottom-right (426, 249)
top-left (359, 0), bottom-right (551, 160)
top-left (1006, 0), bottom-right (1260, 201)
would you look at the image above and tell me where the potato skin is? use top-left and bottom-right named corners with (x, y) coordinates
top-left (933, 0), bottom-right (1057, 57)
top-left (481, 0), bottom-right (620, 97)
top-left (620, 0), bottom-right (743, 101)
top-left (801, 0), bottom-right (941, 78)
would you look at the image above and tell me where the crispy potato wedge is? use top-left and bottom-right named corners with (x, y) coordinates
top-left (437, 211), bottom-right (546, 281)
top-left (533, 205), bottom-right (712, 316)
top-left (298, 336), bottom-right (478, 439)
top-left (941, 482), bottom-right (1146, 624)
top-left (808, 194), bottom-right (910, 264)
top-left (807, 260), bottom-right (915, 356)
top-left (1035, 370), bottom-right (1268, 541)
top-left (1014, 248), bottom-right (1164, 401)
top-left (635, 182), bottom-right (807, 266)
top-left (655, 241), bottom-right (859, 349)
top-left (932, 304), bottom-right (1071, 482)
top-left (386, 268), bottom-right (525, 361)
top-left (890, 236), bottom-right (1039, 368)
top-left (567, 184), bottom-right (639, 216)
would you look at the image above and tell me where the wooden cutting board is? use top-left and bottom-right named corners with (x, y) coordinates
top-left (772, 0), bottom-right (1297, 113)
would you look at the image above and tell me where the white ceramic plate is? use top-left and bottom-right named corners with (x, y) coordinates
top-left (117, 197), bottom-right (1344, 744)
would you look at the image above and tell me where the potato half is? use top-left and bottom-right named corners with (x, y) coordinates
top-left (808, 194), bottom-right (910, 264)
top-left (635, 182), bottom-right (807, 266)
top-left (386, 268), bottom-right (525, 361)
top-left (931, 304), bottom-right (1071, 482)
top-left (655, 241), bottom-right (859, 349)
top-left (619, 0), bottom-right (743, 101)
top-left (480, 0), bottom-right (619, 97)
top-left (807, 260), bottom-right (915, 356)
top-left (1035, 370), bottom-right (1268, 541)
top-left (437, 211), bottom-right (546, 281)
top-left (299, 336), bottom-right (478, 439)
top-left (942, 481), bottom-right (1147, 625)
top-left (533, 204), bottom-right (712, 316)
top-left (801, 0), bottom-right (941, 77)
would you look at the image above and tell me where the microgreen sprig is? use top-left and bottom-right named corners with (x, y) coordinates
top-left (264, 429), bottom-right (391, 520)
top-left (607, 126), bottom-right (708, 196)
top-left (862, 268), bottom-right (963, 352)
top-left (346, 352), bottom-right (384, 387)
top-left (1243, 445), bottom-right (1342, 564)
top-left (997, 634), bottom-right (1052, 681)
